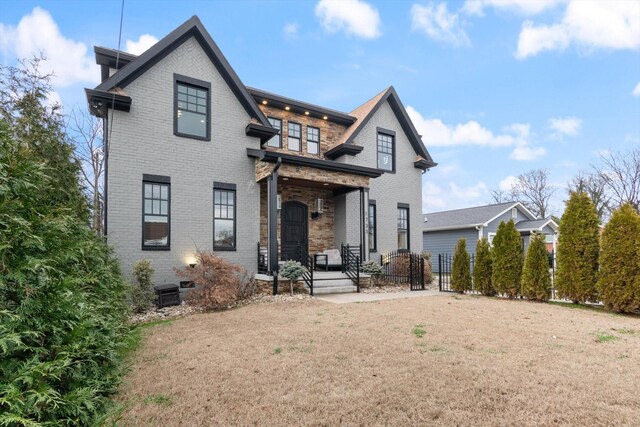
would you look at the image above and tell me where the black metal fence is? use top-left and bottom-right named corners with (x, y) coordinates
top-left (381, 250), bottom-right (425, 291)
top-left (438, 251), bottom-right (559, 297)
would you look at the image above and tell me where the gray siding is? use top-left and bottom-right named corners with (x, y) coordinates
top-left (339, 101), bottom-right (424, 263)
top-left (423, 228), bottom-right (479, 255)
top-left (106, 36), bottom-right (260, 285)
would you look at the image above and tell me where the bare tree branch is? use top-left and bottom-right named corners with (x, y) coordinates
top-left (510, 169), bottom-right (555, 218)
top-left (568, 171), bottom-right (611, 222)
top-left (593, 148), bottom-right (640, 213)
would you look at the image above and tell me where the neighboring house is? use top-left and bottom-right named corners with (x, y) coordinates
top-left (85, 16), bottom-right (437, 290)
top-left (423, 202), bottom-right (558, 271)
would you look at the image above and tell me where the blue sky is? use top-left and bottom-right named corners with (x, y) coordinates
top-left (1, 0), bottom-right (639, 215)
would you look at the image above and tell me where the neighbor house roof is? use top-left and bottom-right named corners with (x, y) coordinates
top-left (422, 202), bottom-right (536, 231)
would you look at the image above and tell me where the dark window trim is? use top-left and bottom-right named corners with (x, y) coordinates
top-left (397, 203), bottom-right (410, 251)
top-left (142, 175), bottom-right (171, 251)
top-left (213, 184), bottom-right (237, 251)
top-left (267, 117), bottom-right (282, 148)
top-left (376, 129), bottom-right (396, 174)
top-left (173, 73), bottom-right (211, 141)
top-left (287, 121), bottom-right (302, 152)
top-left (307, 125), bottom-right (320, 155)
top-left (368, 200), bottom-right (377, 253)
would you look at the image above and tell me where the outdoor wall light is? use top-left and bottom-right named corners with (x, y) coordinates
top-left (185, 255), bottom-right (197, 268)
top-left (285, 106), bottom-right (290, 111)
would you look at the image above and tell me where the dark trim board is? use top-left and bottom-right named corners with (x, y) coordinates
top-left (85, 89), bottom-right (132, 117)
top-left (247, 148), bottom-right (382, 178)
top-left (324, 143), bottom-right (364, 160)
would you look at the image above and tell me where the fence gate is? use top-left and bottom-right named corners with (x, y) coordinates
top-left (437, 253), bottom-right (475, 292)
top-left (381, 250), bottom-right (425, 291)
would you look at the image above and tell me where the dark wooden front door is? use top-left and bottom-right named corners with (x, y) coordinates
top-left (281, 201), bottom-right (308, 262)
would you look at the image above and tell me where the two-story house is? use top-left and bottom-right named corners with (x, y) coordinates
top-left (86, 16), bottom-right (437, 293)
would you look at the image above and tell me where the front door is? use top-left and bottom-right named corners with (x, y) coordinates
top-left (281, 201), bottom-right (308, 262)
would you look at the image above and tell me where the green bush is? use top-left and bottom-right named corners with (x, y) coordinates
top-left (474, 238), bottom-right (494, 296)
top-left (521, 233), bottom-right (552, 301)
top-left (132, 260), bottom-right (156, 313)
top-left (556, 191), bottom-right (600, 303)
top-left (491, 220), bottom-right (523, 298)
top-left (279, 260), bottom-right (306, 295)
top-left (361, 260), bottom-right (383, 286)
top-left (597, 204), bottom-right (640, 313)
top-left (451, 239), bottom-right (472, 293)
top-left (0, 61), bottom-right (130, 425)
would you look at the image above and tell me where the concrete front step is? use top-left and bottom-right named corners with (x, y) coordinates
top-left (312, 279), bottom-right (355, 288)
top-left (306, 285), bottom-right (358, 295)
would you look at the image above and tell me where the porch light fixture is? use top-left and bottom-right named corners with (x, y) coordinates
top-left (282, 177), bottom-right (289, 181)
top-left (262, 100), bottom-right (268, 105)
top-left (323, 183), bottom-right (329, 186)
top-left (304, 111), bottom-right (309, 115)
top-left (186, 255), bottom-right (197, 269)
top-left (285, 106), bottom-right (290, 111)
top-left (323, 116), bottom-right (328, 120)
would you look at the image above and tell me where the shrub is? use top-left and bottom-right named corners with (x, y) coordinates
top-left (451, 239), bottom-right (472, 293)
top-left (556, 191), bottom-right (600, 303)
top-left (521, 233), bottom-right (552, 301)
top-left (474, 238), bottom-right (494, 296)
top-left (421, 251), bottom-right (433, 285)
top-left (491, 220), bottom-right (523, 298)
top-left (361, 260), bottom-right (383, 286)
top-left (0, 60), bottom-right (130, 425)
top-left (597, 204), bottom-right (640, 313)
top-left (174, 251), bottom-right (249, 309)
top-left (131, 260), bottom-right (156, 313)
top-left (279, 260), bottom-right (306, 295)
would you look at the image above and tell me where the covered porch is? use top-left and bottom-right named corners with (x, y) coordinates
top-left (247, 149), bottom-right (381, 294)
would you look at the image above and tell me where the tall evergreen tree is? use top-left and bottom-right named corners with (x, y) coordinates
top-left (597, 204), bottom-right (640, 312)
top-left (521, 233), bottom-right (552, 301)
top-left (556, 191), bottom-right (600, 303)
top-left (491, 220), bottom-right (523, 298)
top-left (474, 237), bottom-right (494, 296)
top-left (451, 238), bottom-right (472, 293)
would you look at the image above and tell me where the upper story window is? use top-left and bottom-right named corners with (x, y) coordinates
top-left (174, 74), bottom-right (211, 140)
top-left (288, 122), bottom-right (301, 151)
top-left (142, 175), bottom-right (170, 250)
top-left (377, 130), bottom-right (395, 172)
top-left (307, 126), bottom-right (320, 155)
top-left (397, 204), bottom-right (409, 250)
top-left (267, 117), bottom-right (282, 148)
top-left (511, 207), bottom-right (518, 219)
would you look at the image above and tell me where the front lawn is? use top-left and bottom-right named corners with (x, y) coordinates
top-left (113, 295), bottom-right (640, 426)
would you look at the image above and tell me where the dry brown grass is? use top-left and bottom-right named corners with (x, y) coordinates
top-left (116, 295), bottom-right (640, 426)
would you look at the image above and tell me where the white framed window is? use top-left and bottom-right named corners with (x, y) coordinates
top-left (511, 207), bottom-right (517, 219)
top-left (488, 232), bottom-right (496, 247)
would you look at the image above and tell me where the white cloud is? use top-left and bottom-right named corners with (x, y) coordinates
top-left (423, 180), bottom-right (489, 212)
top-left (462, 0), bottom-right (564, 16)
top-left (0, 7), bottom-right (98, 87)
top-left (499, 175), bottom-right (518, 192)
top-left (315, 0), bottom-right (381, 39)
top-left (548, 116), bottom-right (582, 137)
top-left (633, 82), bottom-right (640, 97)
top-left (125, 34), bottom-right (158, 55)
top-left (411, 2), bottom-right (470, 46)
top-left (283, 23), bottom-right (299, 39)
top-left (516, 0), bottom-right (640, 59)
top-left (510, 144), bottom-right (546, 161)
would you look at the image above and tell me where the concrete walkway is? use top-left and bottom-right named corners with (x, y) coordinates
top-left (314, 289), bottom-right (440, 304)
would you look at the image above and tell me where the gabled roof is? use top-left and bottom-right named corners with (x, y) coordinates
top-left (515, 218), bottom-right (559, 232)
top-left (336, 86), bottom-right (437, 168)
top-left (93, 15), bottom-right (270, 128)
top-left (423, 201), bottom-right (536, 231)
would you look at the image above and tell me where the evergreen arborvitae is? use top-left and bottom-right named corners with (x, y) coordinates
top-left (491, 220), bottom-right (523, 298)
top-left (474, 237), bottom-right (494, 296)
top-left (521, 233), bottom-right (552, 301)
top-left (597, 204), bottom-right (640, 313)
top-left (556, 191), bottom-right (600, 303)
top-left (451, 238), bottom-right (472, 293)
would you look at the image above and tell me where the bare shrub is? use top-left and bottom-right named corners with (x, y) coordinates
top-left (174, 252), bottom-right (252, 310)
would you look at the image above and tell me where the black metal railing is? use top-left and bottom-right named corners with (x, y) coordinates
top-left (341, 244), bottom-right (361, 292)
top-left (380, 250), bottom-right (426, 291)
top-left (257, 243), bottom-right (268, 274)
top-left (297, 244), bottom-right (314, 296)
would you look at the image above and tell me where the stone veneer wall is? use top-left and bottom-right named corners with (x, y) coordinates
top-left (255, 160), bottom-right (369, 188)
top-left (258, 105), bottom-right (348, 157)
top-left (260, 183), bottom-right (335, 256)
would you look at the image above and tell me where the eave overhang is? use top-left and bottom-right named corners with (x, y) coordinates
top-left (246, 123), bottom-right (279, 144)
top-left (247, 149), bottom-right (382, 178)
top-left (324, 143), bottom-right (364, 160)
top-left (414, 158), bottom-right (437, 170)
top-left (85, 88), bottom-right (132, 118)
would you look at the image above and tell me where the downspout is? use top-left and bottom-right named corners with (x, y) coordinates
top-left (102, 114), bottom-right (109, 239)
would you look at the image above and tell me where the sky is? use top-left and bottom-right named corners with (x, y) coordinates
top-left (1, 0), bottom-right (639, 216)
